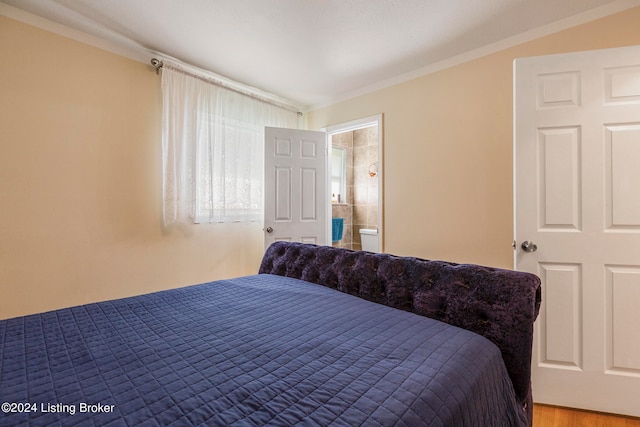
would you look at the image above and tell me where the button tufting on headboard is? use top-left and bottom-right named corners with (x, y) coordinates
top-left (258, 241), bottom-right (542, 423)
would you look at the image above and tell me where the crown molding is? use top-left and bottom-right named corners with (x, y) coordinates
top-left (3, 0), bottom-right (638, 113)
top-left (0, 2), bottom-right (152, 64)
top-left (309, 0), bottom-right (640, 111)
top-left (0, 2), bottom-right (304, 112)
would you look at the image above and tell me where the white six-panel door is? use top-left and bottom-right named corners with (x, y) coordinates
top-left (515, 45), bottom-right (640, 417)
top-left (264, 127), bottom-right (328, 249)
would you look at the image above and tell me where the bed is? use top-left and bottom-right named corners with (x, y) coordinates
top-left (0, 242), bottom-right (541, 426)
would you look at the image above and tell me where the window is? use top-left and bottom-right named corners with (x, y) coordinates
top-left (331, 147), bottom-right (346, 204)
top-left (160, 63), bottom-right (299, 225)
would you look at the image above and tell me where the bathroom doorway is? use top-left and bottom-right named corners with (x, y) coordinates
top-left (326, 115), bottom-right (383, 252)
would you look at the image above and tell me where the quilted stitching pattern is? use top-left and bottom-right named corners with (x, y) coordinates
top-left (1, 275), bottom-right (526, 426)
top-left (259, 241), bottom-right (541, 422)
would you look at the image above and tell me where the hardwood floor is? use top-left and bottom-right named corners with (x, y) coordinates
top-left (533, 404), bottom-right (640, 426)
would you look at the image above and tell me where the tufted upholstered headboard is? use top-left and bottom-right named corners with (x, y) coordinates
top-left (259, 241), bottom-right (542, 424)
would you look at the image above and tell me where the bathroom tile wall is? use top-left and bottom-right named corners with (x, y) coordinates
top-left (331, 126), bottom-right (378, 250)
top-left (353, 126), bottom-right (378, 250)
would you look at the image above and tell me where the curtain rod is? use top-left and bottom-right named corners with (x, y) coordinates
top-left (150, 58), bottom-right (302, 116)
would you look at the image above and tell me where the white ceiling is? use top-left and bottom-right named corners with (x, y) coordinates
top-left (1, 0), bottom-right (637, 108)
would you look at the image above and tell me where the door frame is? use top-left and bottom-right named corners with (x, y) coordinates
top-left (324, 114), bottom-right (384, 252)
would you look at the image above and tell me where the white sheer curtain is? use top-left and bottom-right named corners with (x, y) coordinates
top-left (161, 63), bottom-right (300, 225)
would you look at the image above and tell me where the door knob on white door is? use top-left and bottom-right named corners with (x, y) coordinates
top-left (521, 241), bottom-right (537, 252)
top-left (265, 226), bottom-right (273, 233)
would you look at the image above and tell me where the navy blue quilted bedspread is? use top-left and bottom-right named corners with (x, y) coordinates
top-left (0, 274), bottom-right (527, 426)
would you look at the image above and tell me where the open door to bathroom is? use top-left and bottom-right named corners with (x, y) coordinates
top-left (325, 114), bottom-right (383, 252)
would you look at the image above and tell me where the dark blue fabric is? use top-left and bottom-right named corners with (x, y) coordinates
top-left (259, 241), bottom-right (542, 426)
top-left (0, 275), bottom-right (527, 426)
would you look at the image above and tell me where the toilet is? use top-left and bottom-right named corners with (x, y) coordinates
top-left (359, 228), bottom-right (379, 253)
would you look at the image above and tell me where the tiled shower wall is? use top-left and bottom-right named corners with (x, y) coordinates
top-left (331, 126), bottom-right (379, 250)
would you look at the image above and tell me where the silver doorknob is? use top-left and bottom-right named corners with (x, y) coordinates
top-left (265, 226), bottom-right (273, 233)
top-left (521, 241), bottom-right (537, 252)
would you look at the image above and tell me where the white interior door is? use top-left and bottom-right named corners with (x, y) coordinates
top-left (515, 45), bottom-right (640, 417)
top-left (264, 127), bottom-right (328, 249)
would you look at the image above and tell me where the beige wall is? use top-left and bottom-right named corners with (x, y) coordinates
top-left (0, 16), bottom-right (264, 319)
top-left (2, 8), bottom-right (639, 319)
top-left (308, 7), bottom-right (640, 268)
